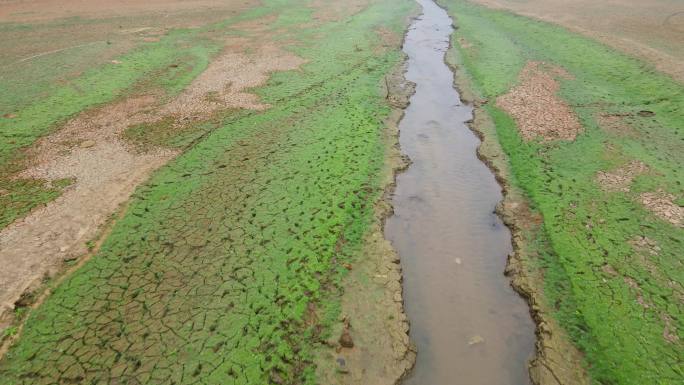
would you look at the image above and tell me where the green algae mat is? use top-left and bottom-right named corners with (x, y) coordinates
top-left (440, 0), bottom-right (683, 384)
top-left (0, 0), bottom-right (415, 383)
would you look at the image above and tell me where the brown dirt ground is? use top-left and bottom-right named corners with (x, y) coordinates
top-left (472, 0), bottom-right (684, 83)
top-left (639, 190), bottom-right (684, 227)
top-left (0, 11), bottom-right (306, 327)
top-left (596, 160), bottom-right (648, 192)
top-left (496, 61), bottom-right (583, 142)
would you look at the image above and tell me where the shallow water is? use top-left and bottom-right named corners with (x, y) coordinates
top-left (385, 0), bottom-right (536, 384)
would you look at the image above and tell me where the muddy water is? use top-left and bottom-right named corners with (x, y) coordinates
top-left (386, 0), bottom-right (535, 384)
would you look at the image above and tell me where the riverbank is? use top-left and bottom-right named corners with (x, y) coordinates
top-left (0, 0), bottom-right (419, 383)
top-left (440, 0), bottom-right (683, 384)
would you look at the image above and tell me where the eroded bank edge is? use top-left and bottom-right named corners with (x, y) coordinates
top-left (441, 10), bottom-right (590, 385)
top-left (314, 17), bottom-right (420, 384)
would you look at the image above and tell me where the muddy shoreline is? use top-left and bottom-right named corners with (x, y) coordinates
top-left (388, 0), bottom-right (535, 383)
top-left (441, 11), bottom-right (590, 384)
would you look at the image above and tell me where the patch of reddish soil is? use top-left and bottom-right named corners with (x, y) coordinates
top-left (496, 61), bottom-right (582, 142)
top-left (472, 0), bottom-right (684, 83)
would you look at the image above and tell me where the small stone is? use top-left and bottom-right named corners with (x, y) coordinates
top-left (111, 60), bottom-right (122, 64)
top-left (339, 329), bottom-right (354, 348)
top-left (393, 292), bottom-right (402, 302)
top-left (468, 335), bottom-right (484, 346)
top-left (336, 357), bottom-right (348, 373)
top-left (343, 263), bottom-right (352, 270)
top-left (80, 140), bottom-right (96, 148)
top-left (454, 257), bottom-right (462, 265)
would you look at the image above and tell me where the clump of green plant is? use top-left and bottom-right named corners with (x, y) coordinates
top-left (3, 327), bottom-right (18, 338)
top-left (440, 0), bottom-right (683, 384)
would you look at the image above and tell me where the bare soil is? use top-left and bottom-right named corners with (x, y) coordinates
top-left (596, 160), bottom-right (648, 192)
top-left (496, 61), bottom-right (582, 142)
top-left (639, 190), bottom-right (684, 227)
top-left (472, 0), bottom-right (684, 83)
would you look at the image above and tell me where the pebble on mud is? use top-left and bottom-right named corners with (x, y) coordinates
top-left (339, 329), bottom-right (354, 348)
top-left (468, 335), bottom-right (484, 346)
top-left (80, 140), bottom-right (96, 148)
top-left (336, 357), bottom-right (349, 373)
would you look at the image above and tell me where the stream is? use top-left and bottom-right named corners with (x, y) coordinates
top-left (386, 0), bottom-right (536, 383)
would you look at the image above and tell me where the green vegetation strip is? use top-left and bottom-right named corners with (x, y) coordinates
top-left (440, 0), bottom-right (683, 384)
top-left (0, 0), bottom-right (414, 383)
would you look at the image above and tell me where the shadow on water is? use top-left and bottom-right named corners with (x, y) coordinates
top-left (386, 0), bottom-right (536, 384)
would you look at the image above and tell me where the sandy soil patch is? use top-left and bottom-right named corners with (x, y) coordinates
top-left (0, 29), bottom-right (306, 326)
top-left (597, 113), bottom-right (639, 137)
top-left (639, 190), bottom-right (683, 227)
top-left (472, 0), bottom-right (684, 83)
top-left (497, 61), bottom-right (582, 142)
top-left (596, 160), bottom-right (648, 192)
top-left (163, 43), bottom-right (306, 116)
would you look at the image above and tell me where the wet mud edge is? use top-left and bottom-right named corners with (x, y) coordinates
top-left (442, 16), bottom-right (590, 385)
top-left (317, 32), bottom-right (420, 382)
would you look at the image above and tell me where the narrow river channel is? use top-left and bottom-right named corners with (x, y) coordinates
top-left (386, 0), bottom-right (536, 384)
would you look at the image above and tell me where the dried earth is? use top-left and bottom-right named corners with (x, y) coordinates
top-left (496, 61), bottom-right (582, 142)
